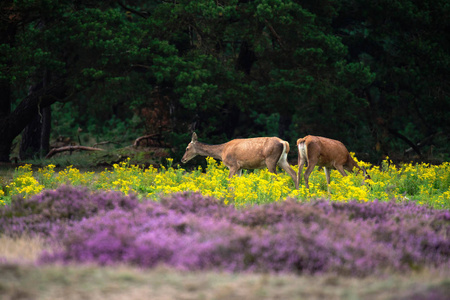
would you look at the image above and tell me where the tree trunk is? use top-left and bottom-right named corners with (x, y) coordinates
top-left (236, 41), bottom-right (256, 75)
top-left (0, 76), bottom-right (13, 161)
top-left (20, 70), bottom-right (53, 160)
top-left (0, 80), bottom-right (11, 119)
top-left (0, 12), bottom-right (17, 161)
top-left (0, 128), bottom-right (14, 162)
top-left (0, 78), bottom-right (67, 162)
top-left (19, 106), bottom-right (51, 160)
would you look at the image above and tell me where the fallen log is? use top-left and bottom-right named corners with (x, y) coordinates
top-left (45, 146), bottom-right (104, 159)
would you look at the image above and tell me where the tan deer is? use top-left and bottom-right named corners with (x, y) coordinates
top-left (182, 132), bottom-right (298, 188)
top-left (297, 135), bottom-right (369, 190)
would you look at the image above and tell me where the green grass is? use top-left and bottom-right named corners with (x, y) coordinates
top-left (0, 263), bottom-right (448, 300)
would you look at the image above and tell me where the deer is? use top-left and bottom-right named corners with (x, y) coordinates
top-left (181, 132), bottom-right (299, 188)
top-left (296, 135), bottom-right (369, 190)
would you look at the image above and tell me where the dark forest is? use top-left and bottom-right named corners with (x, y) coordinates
top-left (1, 0), bottom-right (449, 164)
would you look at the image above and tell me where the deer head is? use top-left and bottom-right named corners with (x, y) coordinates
top-left (181, 132), bottom-right (199, 163)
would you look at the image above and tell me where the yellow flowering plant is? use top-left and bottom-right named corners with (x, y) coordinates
top-left (97, 158), bottom-right (145, 195)
top-left (36, 164), bottom-right (57, 188)
top-left (0, 156), bottom-right (449, 209)
top-left (55, 165), bottom-right (94, 186)
top-left (0, 190), bottom-right (5, 205)
top-left (4, 164), bottom-right (44, 201)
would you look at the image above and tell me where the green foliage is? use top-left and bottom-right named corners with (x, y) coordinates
top-left (1, 0), bottom-right (449, 162)
top-left (336, 0), bottom-right (450, 158)
top-left (251, 112), bottom-right (280, 137)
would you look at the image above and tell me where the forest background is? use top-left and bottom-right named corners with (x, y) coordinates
top-left (1, 0), bottom-right (449, 165)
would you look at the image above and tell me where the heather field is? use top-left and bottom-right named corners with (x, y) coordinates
top-left (0, 157), bottom-right (449, 299)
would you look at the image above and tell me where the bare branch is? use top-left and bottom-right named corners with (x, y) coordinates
top-left (388, 128), bottom-right (422, 158)
top-left (133, 134), bottom-right (166, 148)
top-left (404, 132), bottom-right (443, 155)
top-left (264, 19), bottom-right (284, 50)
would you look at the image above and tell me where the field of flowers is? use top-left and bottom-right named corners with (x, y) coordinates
top-left (1, 156), bottom-right (449, 209)
top-left (0, 156), bottom-right (449, 290)
top-left (1, 186), bottom-right (449, 276)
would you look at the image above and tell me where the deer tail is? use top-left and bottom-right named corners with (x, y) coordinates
top-left (277, 141), bottom-right (290, 164)
top-left (297, 138), bottom-right (309, 167)
top-left (284, 141), bottom-right (290, 155)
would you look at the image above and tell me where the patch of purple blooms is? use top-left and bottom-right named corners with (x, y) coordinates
top-left (0, 185), bottom-right (139, 236)
top-left (2, 186), bottom-right (449, 275)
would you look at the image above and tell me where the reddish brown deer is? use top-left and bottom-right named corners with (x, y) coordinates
top-left (181, 132), bottom-right (298, 188)
top-left (297, 135), bottom-right (369, 190)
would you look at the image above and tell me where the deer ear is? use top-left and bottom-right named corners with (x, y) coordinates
top-left (192, 132), bottom-right (198, 143)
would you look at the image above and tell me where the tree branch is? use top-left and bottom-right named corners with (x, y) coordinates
top-left (388, 128), bottom-right (422, 158)
top-left (404, 132), bottom-right (442, 154)
top-left (8, 77), bottom-right (68, 138)
top-left (264, 19), bottom-right (284, 50)
top-left (118, 1), bottom-right (150, 19)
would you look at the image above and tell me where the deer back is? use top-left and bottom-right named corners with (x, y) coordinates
top-left (298, 135), bottom-right (351, 168)
top-left (222, 137), bottom-right (285, 169)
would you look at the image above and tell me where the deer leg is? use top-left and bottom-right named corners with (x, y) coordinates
top-left (335, 165), bottom-right (348, 177)
top-left (227, 165), bottom-right (240, 178)
top-left (303, 161), bottom-right (317, 190)
top-left (297, 158), bottom-right (305, 187)
top-left (324, 167), bottom-right (331, 193)
top-left (278, 159), bottom-right (298, 189)
top-left (324, 167), bottom-right (331, 184)
top-left (265, 161), bottom-right (280, 186)
top-left (266, 162), bottom-right (278, 174)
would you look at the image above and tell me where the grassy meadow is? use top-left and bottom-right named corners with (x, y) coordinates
top-left (1, 261), bottom-right (449, 300)
top-left (0, 155), bottom-right (449, 299)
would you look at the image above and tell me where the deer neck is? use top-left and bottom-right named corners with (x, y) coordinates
top-left (195, 142), bottom-right (225, 161)
top-left (348, 156), bottom-right (363, 173)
